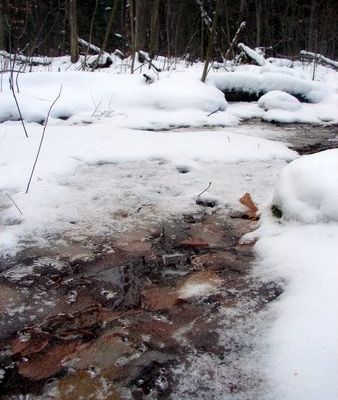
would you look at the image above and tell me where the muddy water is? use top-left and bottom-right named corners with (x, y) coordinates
top-left (0, 122), bottom-right (337, 399)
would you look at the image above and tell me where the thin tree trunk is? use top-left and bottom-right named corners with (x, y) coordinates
top-left (135, 0), bottom-right (147, 50)
top-left (149, 0), bottom-right (160, 57)
top-left (255, 0), bottom-right (262, 47)
top-left (129, 0), bottom-right (136, 73)
top-left (101, 0), bottom-right (120, 52)
top-left (91, 0), bottom-right (120, 71)
top-left (0, 2), bottom-right (4, 50)
top-left (201, 0), bottom-right (221, 83)
top-left (308, 0), bottom-right (316, 51)
top-left (69, 0), bottom-right (79, 63)
top-left (83, 0), bottom-right (98, 70)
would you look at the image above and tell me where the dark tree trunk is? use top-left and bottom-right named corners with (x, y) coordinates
top-left (0, 2), bottom-right (4, 50)
top-left (135, 0), bottom-right (147, 50)
top-left (69, 0), bottom-right (79, 63)
top-left (150, 0), bottom-right (160, 56)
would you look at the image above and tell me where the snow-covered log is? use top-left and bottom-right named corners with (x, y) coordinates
top-left (238, 43), bottom-right (265, 66)
top-left (78, 37), bottom-right (101, 53)
top-left (0, 50), bottom-right (51, 66)
top-left (209, 72), bottom-right (324, 103)
top-left (300, 50), bottom-right (338, 70)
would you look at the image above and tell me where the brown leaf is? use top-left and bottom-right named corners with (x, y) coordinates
top-left (11, 332), bottom-right (49, 357)
top-left (18, 341), bottom-right (80, 380)
top-left (239, 193), bottom-right (259, 220)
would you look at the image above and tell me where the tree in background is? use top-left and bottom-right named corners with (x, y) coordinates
top-left (0, 0), bottom-right (337, 61)
top-left (69, 0), bottom-right (79, 63)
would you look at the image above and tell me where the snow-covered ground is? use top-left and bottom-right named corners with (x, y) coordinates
top-left (252, 151), bottom-right (338, 400)
top-left (1, 53), bottom-right (338, 399)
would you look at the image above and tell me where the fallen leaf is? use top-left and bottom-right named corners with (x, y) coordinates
top-left (239, 193), bottom-right (259, 220)
top-left (11, 331), bottom-right (49, 357)
top-left (18, 341), bottom-right (80, 380)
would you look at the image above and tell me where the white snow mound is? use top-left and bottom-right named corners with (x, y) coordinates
top-left (258, 90), bottom-right (301, 111)
top-left (272, 149), bottom-right (338, 223)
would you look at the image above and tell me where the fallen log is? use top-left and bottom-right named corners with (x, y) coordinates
top-left (0, 51), bottom-right (51, 66)
top-left (238, 43), bottom-right (265, 66)
top-left (300, 50), bottom-right (338, 70)
top-left (78, 37), bottom-right (101, 53)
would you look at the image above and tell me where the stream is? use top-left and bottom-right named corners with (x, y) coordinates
top-left (0, 121), bottom-right (337, 399)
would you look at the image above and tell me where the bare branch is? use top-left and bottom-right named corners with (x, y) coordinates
top-left (26, 86), bottom-right (62, 194)
top-left (197, 182), bottom-right (212, 199)
top-left (9, 52), bottom-right (28, 138)
top-left (6, 193), bottom-right (23, 215)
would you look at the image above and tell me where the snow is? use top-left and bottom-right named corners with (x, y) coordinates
top-left (253, 148), bottom-right (338, 400)
top-left (0, 71), bottom-right (228, 129)
top-left (272, 149), bottom-right (338, 223)
top-left (255, 220), bottom-right (338, 400)
top-left (0, 122), bottom-right (296, 255)
top-left (1, 53), bottom-right (338, 398)
top-left (179, 283), bottom-right (215, 299)
top-left (258, 90), bottom-right (301, 111)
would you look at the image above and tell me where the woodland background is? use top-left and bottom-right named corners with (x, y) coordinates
top-left (1, 0), bottom-right (337, 62)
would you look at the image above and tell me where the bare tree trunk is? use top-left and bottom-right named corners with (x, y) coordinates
top-left (255, 0), bottom-right (262, 47)
top-left (308, 0), bottom-right (317, 51)
top-left (69, 0), bottom-right (79, 63)
top-left (129, 0), bottom-right (136, 73)
top-left (201, 0), bottom-right (221, 83)
top-left (135, 0), bottom-right (147, 51)
top-left (224, 0), bottom-right (230, 45)
top-left (0, 2), bottom-right (4, 50)
top-left (101, 0), bottom-right (120, 52)
top-left (83, 0), bottom-right (98, 70)
top-left (239, 0), bottom-right (247, 22)
top-left (149, 0), bottom-right (160, 57)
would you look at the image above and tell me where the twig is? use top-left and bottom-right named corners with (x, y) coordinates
top-left (6, 193), bottom-right (23, 215)
top-left (207, 107), bottom-right (221, 116)
top-left (91, 99), bottom-right (102, 117)
top-left (197, 182), bottom-right (212, 199)
top-left (9, 52), bottom-right (28, 138)
top-left (26, 86), bottom-right (62, 194)
top-left (224, 21), bottom-right (246, 61)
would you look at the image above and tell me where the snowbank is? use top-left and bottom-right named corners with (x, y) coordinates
top-left (209, 72), bottom-right (324, 103)
top-left (258, 90), bottom-right (301, 111)
top-left (255, 222), bottom-right (338, 400)
top-left (272, 149), bottom-right (338, 223)
top-left (0, 71), bottom-right (227, 129)
top-left (253, 149), bottom-right (338, 400)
